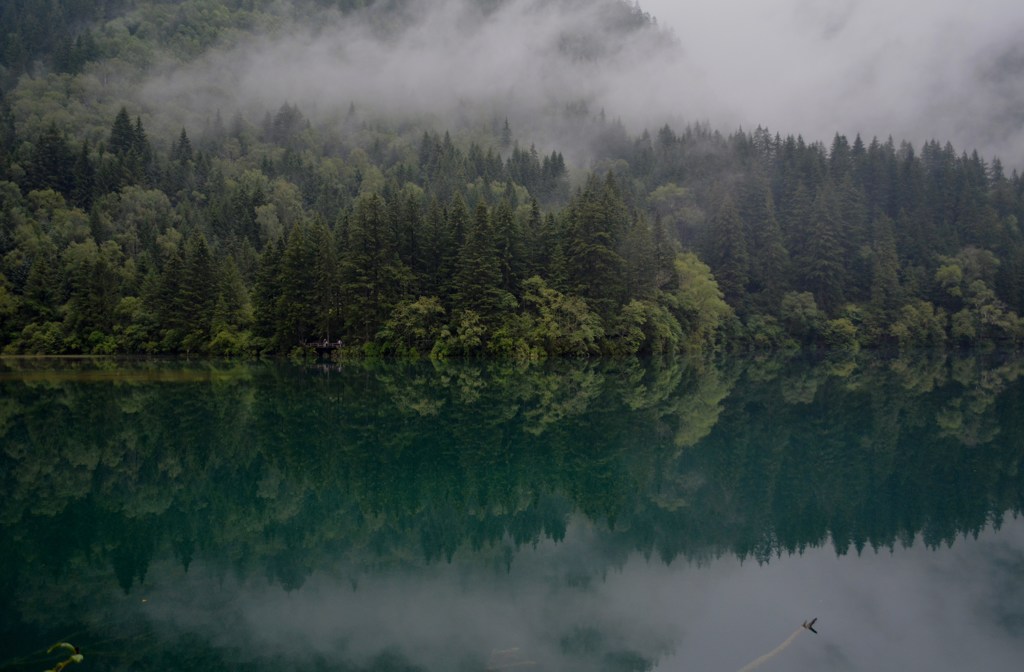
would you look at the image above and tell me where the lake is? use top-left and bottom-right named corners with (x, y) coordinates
top-left (1, 353), bottom-right (1023, 671)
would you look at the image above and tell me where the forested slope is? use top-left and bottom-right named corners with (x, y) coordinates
top-left (1, 0), bottom-right (1023, 357)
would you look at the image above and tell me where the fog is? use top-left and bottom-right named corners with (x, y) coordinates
top-left (140, 0), bottom-right (1024, 166)
top-left (130, 516), bottom-right (1024, 671)
top-left (141, 0), bottom-right (685, 142)
top-left (646, 0), bottom-right (1024, 165)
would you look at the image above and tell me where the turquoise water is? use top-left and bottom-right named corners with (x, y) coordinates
top-left (1, 354), bottom-right (1023, 671)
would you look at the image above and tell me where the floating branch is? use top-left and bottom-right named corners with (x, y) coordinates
top-left (737, 618), bottom-right (818, 672)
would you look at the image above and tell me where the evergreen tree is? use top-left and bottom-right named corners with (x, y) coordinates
top-left (492, 197), bottom-right (521, 295)
top-left (212, 256), bottom-right (252, 335)
top-left (180, 233), bottom-right (217, 349)
top-left (801, 185), bottom-right (846, 313)
top-left (71, 141), bottom-right (96, 209)
top-left (704, 191), bottom-right (749, 310)
top-left (161, 246), bottom-right (190, 327)
top-left (253, 238), bottom-right (285, 348)
top-left (342, 194), bottom-right (411, 341)
top-left (171, 128), bottom-right (193, 164)
top-left (278, 221), bottom-right (317, 346)
top-left (26, 124), bottom-right (74, 196)
top-left (869, 213), bottom-right (902, 318)
top-left (310, 220), bottom-right (341, 342)
top-left (420, 197), bottom-right (450, 297)
top-left (620, 213), bottom-right (657, 301)
top-left (453, 202), bottom-right (509, 323)
top-left (740, 179), bottom-right (789, 310)
top-left (109, 107), bottom-right (136, 156)
top-left (565, 173), bottom-right (628, 315)
top-left (521, 197), bottom-right (546, 279)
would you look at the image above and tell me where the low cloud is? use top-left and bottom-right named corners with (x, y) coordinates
top-left (142, 1), bottom-right (681, 139)
top-left (141, 0), bottom-right (1024, 167)
top-left (645, 0), bottom-right (1024, 166)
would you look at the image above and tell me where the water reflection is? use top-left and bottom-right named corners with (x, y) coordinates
top-left (1, 353), bottom-right (1023, 671)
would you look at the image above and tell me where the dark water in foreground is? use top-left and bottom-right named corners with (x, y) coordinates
top-left (1, 354), bottom-right (1023, 671)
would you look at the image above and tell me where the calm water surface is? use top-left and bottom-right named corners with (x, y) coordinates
top-left (1, 354), bottom-right (1023, 671)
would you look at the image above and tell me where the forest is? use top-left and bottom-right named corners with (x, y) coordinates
top-left (2, 0), bottom-right (1024, 358)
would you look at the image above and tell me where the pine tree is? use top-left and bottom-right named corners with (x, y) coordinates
top-left (453, 202), bottom-right (509, 323)
top-left (180, 233), bottom-right (217, 347)
top-left (500, 117), bottom-right (512, 149)
top-left (342, 194), bottom-right (411, 341)
top-left (278, 221), bottom-right (317, 346)
top-left (869, 213), bottom-right (901, 318)
top-left (26, 124), bottom-right (74, 195)
top-left (153, 245), bottom-right (187, 346)
top-left (521, 197), bottom-right (546, 279)
top-left (253, 238), bottom-right (285, 347)
top-left (171, 128), bottom-right (193, 164)
top-left (565, 173), bottom-right (627, 315)
top-left (420, 197), bottom-right (450, 297)
top-left (704, 191), bottom-right (749, 310)
top-left (71, 141), bottom-right (96, 209)
top-left (740, 179), bottom-right (789, 310)
top-left (310, 220), bottom-right (341, 342)
top-left (212, 257), bottom-right (252, 334)
top-left (621, 213), bottom-right (657, 300)
top-left (492, 198), bottom-right (520, 295)
top-left (802, 185), bottom-right (846, 313)
top-left (108, 107), bottom-right (135, 155)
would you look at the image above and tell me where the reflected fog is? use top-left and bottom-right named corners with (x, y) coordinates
top-left (127, 517), bottom-right (1024, 672)
top-left (1, 353), bottom-right (1023, 671)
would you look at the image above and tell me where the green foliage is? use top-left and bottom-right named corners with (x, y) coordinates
top-left (564, 174), bottom-right (628, 315)
top-left (431, 309), bottom-right (486, 358)
top-left (704, 192), bottom-right (749, 309)
top-left (453, 201), bottom-right (513, 323)
top-left (889, 300), bottom-right (948, 348)
top-left (665, 252), bottom-right (733, 352)
top-left (608, 299), bottom-right (682, 356)
top-left (377, 296), bottom-right (446, 357)
top-left (780, 291), bottom-right (824, 344)
top-left (8, 320), bottom-right (64, 354)
top-left (822, 317), bottom-right (859, 352)
top-left (519, 275), bottom-right (604, 357)
top-left (742, 314), bottom-right (793, 351)
top-left (1, 6), bottom-right (1024, 356)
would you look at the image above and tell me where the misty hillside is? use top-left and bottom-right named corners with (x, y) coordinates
top-left (1, 0), bottom-right (1023, 358)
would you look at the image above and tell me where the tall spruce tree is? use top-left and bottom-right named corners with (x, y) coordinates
top-left (453, 201), bottom-right (510, 323)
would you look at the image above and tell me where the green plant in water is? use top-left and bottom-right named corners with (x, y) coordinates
top-left (43, 643), bottom-right (83, 672)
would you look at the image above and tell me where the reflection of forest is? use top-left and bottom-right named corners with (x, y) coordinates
top-left (1, 353), bottom-right (1022, 604)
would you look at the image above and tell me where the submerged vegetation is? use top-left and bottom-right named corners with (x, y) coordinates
top-left (1, 0), bottom-right (1023, 358)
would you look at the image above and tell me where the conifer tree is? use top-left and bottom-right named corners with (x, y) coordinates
top-left (180, 233), bottom-right (217, 347)
top-left (278, 221), bottom-right (317, 346)
top-left (621, 213), bottom-right (657, 301)
top-left (565, 174), bottom-right (627, 315)
top-left (26, 124), bottom-right (74, 196)
top-left (740, 179), bottom-right (789, 310)
top-left (342, 194), bottom-right (410, 341)
top-left (108, 107), bottom-right (135, 155)
top-left (704, 192), bottom-right (749, 310)
top-left (253, 238), bottom-right (285, 347)
top-left (453, 202), bottom-right (509, 323)
top-left (420, 197), bottom-right (450, 297)
top-left (71, 141), bottom-right (96, 209)
top-left (869, 213), bottom-right (902, 318)
top-left (492, 198), bottom-right (521, 295)
top-left (310, 220), bottom-right (341, 342)
top-left (802, 185), bottom-right (846, 313)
